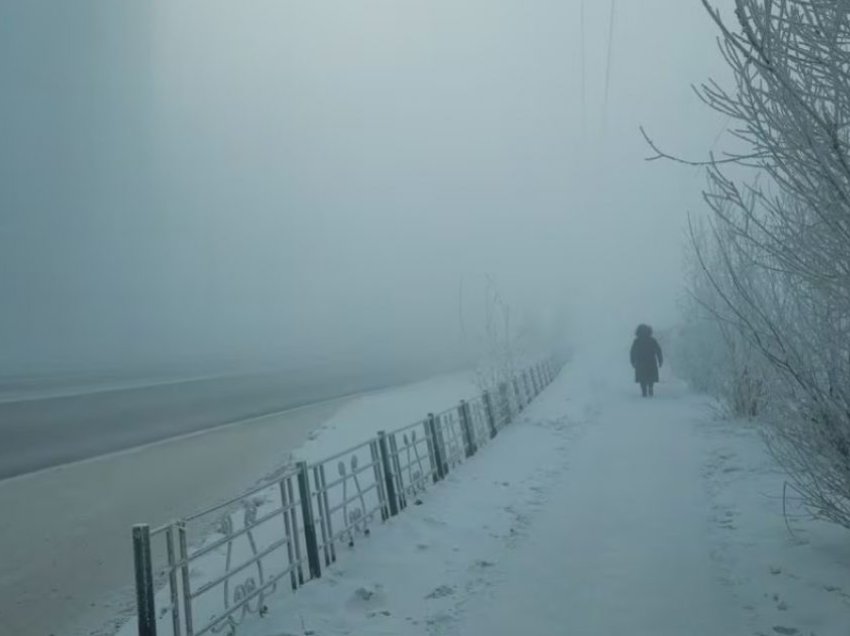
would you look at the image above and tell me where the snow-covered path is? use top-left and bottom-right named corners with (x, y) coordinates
top-left (458, 380), bottom-right (743, 635)
top-left (242, 360), bottom-right (849, 636)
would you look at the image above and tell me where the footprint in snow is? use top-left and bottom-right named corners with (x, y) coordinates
top-left (426, 611), bottom-right (457, 634)
top-left (346, 585), bottom-right (386, 611)
top-left (426, 584), bottom-right (455, 600)
top-left (367, 610), bottom-right (392, 618)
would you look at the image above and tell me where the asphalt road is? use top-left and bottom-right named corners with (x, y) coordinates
top-left (0, 364), bottom-right (406, 480)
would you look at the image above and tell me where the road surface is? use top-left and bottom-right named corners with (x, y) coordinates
top-left (0, 364), bottom-right (412, 480)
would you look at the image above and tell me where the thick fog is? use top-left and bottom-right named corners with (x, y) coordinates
top-left (1, 1), bottom-right (731, 379)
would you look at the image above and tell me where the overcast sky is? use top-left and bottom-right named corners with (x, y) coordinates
top-left (1, 1), bottom-right (734, 377)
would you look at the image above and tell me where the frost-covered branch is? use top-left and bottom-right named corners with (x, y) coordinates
top-left (673, 0), bottom-right (850, 529)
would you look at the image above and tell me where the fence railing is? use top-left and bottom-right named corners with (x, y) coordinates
top-left (130, 358), bottom-right (560, 636)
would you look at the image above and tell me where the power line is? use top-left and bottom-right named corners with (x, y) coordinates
top-left (580, 0), bottom-right (587, 133)
top-left (603, 0), bottom-right (617, 128)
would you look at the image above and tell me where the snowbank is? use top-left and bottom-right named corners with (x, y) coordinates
top-left (295, 370), bottom-right (483, 464)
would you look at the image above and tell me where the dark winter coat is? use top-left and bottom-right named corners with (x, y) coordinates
top-left (630, 335), bottom-right (663, 384)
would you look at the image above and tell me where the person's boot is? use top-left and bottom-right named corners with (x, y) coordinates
top-left (641, 383), bottom-right (648, 397)
top-left (648, 384), bottom-right (654, 397)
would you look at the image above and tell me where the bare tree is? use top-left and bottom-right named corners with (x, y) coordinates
top-left (657, 0), bottom-right (850, 528)
top-left (675, 215), bottom-right (768, 418)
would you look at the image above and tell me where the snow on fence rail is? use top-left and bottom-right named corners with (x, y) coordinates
top-left (130, 359), bottom-right (560, 636)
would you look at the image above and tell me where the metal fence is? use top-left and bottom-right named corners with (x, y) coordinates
top-left (131, 359), bottom-right (560, 636)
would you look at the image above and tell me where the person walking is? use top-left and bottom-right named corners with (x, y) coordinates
top-left (630, 324), bottom-right (663, 397)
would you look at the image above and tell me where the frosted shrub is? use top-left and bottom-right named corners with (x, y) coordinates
top-left (655, 1), bottom-right (850, 528)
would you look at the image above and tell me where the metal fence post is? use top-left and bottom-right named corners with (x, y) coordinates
top-left (425, 414), bottom-right (445, 481)
top-left (458, 400), bottom-right (477, 457)
top-left (132, 524), bottom-right (157, 636)
top-left (278, 480), bottom-right (299, 591)
top-left (435, 414), bottom-right (451, 477)
top-left (284, 478), bottom-right (305, 585)
top-left (317, 464), bottom-right (337, 563)
top-left (176, 521), bottom-right (194, 636)
top-left (165, 526), bottom-right (182, 636)
top-left (523, 371), bottom-right (532, 403)
top-left (312, 465), bottom-right (331, 566)
top-left (512, 378), bottom-right (523, 411)
top-left (370, 439), bottom-right (390, 522)
top-left (296, 461), bottom-right (321, 579)
top-left (424, 418), bottom-right (439, 482)
top-left (498, 382), bottom-right (512, 424)
top-left (388, 433), bottom-right (407, 511)
top-left (377, 432), bottom-right (400, 516)
top-left (482, 391), bottom-right (498, 438)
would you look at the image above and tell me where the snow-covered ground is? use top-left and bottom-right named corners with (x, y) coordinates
top-left (701, 420), bottom-right (850, 635)
top-left (218, 356), bottom-right (849, 636)
top-left (295, 370), bottom-right (484, 464)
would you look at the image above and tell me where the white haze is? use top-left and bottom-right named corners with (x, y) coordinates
top-left (0, 1), bottom-right (732, 379)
